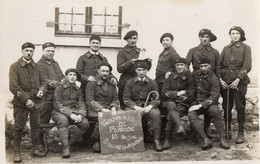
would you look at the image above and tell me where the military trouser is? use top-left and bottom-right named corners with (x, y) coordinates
top-left (13, 105), bottom-right (41, 151)
top-left (118, 87), bottom-right (126, 110)
top-left (188, 105), bottom-right (225, 139)
top-left (221, 83), bottom-right (247, 133)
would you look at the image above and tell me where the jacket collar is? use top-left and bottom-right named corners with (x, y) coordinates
top-left (134, 76), bottom-right (150, 83)
top-left (95, 75), bottom-right (112, 85)
top-left (18, 57), bottom-right (36, 67)
top-left (229, 41), bottom-right (242, 48)
top-left (198, 43), bottom-right (212, 52)
top-left (198, 70), bottom-right (214, 78)
top-left (123, 44), bottom-right (140, 53)
top-left (41, 56), bottom-right (56, 65)
top-left (62, 81), bottom-right (79, 90)
top-left (85, 51), bottom-right (105, 59)
top-left (161, 46), bottom-right (177, 56)
top-left (173, 71), bottom-right (188, 80)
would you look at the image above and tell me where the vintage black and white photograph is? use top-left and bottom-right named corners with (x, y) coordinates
top-left (0, 0), bottom-right (259, 163)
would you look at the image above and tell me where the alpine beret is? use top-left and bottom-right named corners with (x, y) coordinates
top-left (229, 26), bottom-right (246, 41)
top-left (98, 62), bottom-right (113, 72)
top-left (134, 59), bottom-right (152, 70)
top-left (65, 68), bottom-right (81, 80)
top-left (21, 42), bottom-right (35, 50)
top-left (124, 30), bottom-right (138, 40)
top-left (160, 33), bottom-right (174, 43)
top-left (199, 29), bottom-right (217, 42)
top-left (175, 57), bottom-right (186, 64)
top-left (42, 42), bottom-right (56, 49)
top-left (90, 34), bottom-right (101, 43)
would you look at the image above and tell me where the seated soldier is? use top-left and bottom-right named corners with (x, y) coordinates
top-left (161, 58), bottom-right (195, 149)
top-left (187, 56), bottom-right (230, 150)
top-left (86, 63), bottom-right (120, 153)
top-left (52, 68), bottom-right (89, 158)
top-left (123, 59), bottom-right (163, 151)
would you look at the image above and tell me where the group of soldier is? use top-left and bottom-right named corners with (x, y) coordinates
top-left (9, 26), bottom-right (252, 163)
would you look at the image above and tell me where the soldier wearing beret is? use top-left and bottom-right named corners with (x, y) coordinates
top-left (187, 56), bottom-right (230, 150)
top-left (86, 62), bottom-right (120, 152)
top-left (37, 42), bottom-right (65, 153)
top-left (52, 68), bottom-right (89, 158)
top-left (9, 42), bottom-right (47, 162)
top-left (76, 34), bottom-right (117, 99)
top-left (185, 29), bottom-right (220, 137)
top-left (123, 59), bottom-right (163, 151)
top-left (161, 58), bottom-right (195, 149)
top-left (117, 30), bottom-right (141, 110)
top-left (217, 26), bottom-right (252, 143)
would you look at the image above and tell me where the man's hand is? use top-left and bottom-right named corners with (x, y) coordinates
top-left (88, 76), bottom-right (96, 82)
top-left (70, 113), bottom-right (77, 121)
top-left (130, 58), bottom-right (138, 64)
top-left (111, 106), bottom-right (117, 115)
top-left (74, 115), bottom-right (82, 123)
top-left (220, 78), bottom-right (229, 89)
top-left (36, 90), bottom-right (44, 98)
top-left (165, 72), bottom-right (172, 79)
top-left (229, 78), bottom-right (240, 90)
top-left (177, 90), bottom-right (186, 97)
top-left (49, 80), bottom-right (60, 87)
top-left (101, 108), bottom-right (111, 113)
top-left (111, 78), bottom-right (118, 85)
top-left (143, 105), bottom-right (153, 114)
top-left (189, 104), bottom-right (202, 112)
top-left (26, 99), bottom-right (35, 108)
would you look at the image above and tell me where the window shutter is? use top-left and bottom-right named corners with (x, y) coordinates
top-left (85, 7), bottom-right (92, 33)
top-left (118, 6), bottom-right (122, 35)
top-left (55, 8), bottom-right (59, 32)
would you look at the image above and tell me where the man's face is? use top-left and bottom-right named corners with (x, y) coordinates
top-left (135, 67), bottom-right (148, 78)
top-left (22, 48), bottom-right (34, 61)
top-left (176, 63), bottom-right (186, 74)
top-left (66, 72), bottom-right (77, 84)
top-left (98, 66), bottom-right (110, 80)
top-left (230, 30), bottom-right (241, 42)
top-left (43, 47), bottom-right (55, 60)
top-left (161, 37), bottom-right (173, 49)
top-left (199, 34), bottom-right (210, 46)
top-left (200, 63), bottom-right (211, 74)
top-left (127, 35), bottom-right (138, 47)
top-left (89, 39), bottom-right (101, 52)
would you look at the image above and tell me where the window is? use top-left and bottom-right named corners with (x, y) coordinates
top-left (55, 6), bottom-right (122, 38)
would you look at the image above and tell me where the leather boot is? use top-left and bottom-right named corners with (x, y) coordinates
top-left (69, 128), bottom-right (85, 146)
top-left (176, 124), bottom-right (186, 136)
top-left (154, 139), bottom-right (163, 151)
top-left (13, 151), bottom-right (22, 163)
top-left (225, 130), bottom-right (232, 140)
top-left (62, 148), bottom-right (70, 158)
top-left (162, 122), bottom-right (172, 150)
top-left (219, 138), bottom-right (230, 149)
top-left (236, 132), bottom-right (244, 144)
top-left (31, 145), bottom-right (46, 157)
top-left (162, 140), bottom-right (171, 150)
top-left (201, 138), bottom-right (212, 150)
top-left (93, 141), bottom-right (101, 153)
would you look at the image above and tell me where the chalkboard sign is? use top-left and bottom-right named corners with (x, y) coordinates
top-left (98, 110), bottom-right (145, 155)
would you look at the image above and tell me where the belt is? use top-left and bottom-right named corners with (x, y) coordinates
top-left (222, 65), bottom-right (241, 70)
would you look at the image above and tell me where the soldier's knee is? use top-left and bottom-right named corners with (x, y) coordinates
top-left (80, 119), bottom-right (89, 131)
top-left (58, 120), bottom-right (69, 128)
top-left (166, 102), bottom-right (176, 111)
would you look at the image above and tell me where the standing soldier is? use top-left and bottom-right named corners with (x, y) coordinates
top-left (161, 58), bottom-right (195, 149)
top-left (117, 30), bottom-right (140, 110)
top-left (186, 29), bottom-right (219, 137)
top-left (123, 59), bottom-right (163, 151)
top-left (86, 63), bottom-right (120, 152)
top-left (37, 42), bottom-right (65, 153)
top-left (9, 42), bottom-right (47, 163)
top-left (217, 26), bottom-right (252, 143)
top-left (52, 68), bottom-right (89, 158)
top-left (187, 57), bottom-right (230, 150)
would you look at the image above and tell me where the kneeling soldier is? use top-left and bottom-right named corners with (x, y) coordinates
top-left (123, 59), bottom-right (163, 151)
top-left (161, 58), bottom-right (195, 149)
top-left (52, 68), bottom-right (89, 158)
top-left (188, 57), bottom-right (230, 150)
top-left (86, 62), bottom-right (120, 152)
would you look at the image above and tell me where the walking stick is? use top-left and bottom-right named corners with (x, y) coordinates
top-left (226, 87), bottom-right (230, 140)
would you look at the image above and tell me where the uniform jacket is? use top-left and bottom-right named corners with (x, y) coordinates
top-left (9, 57), bottom-right (47, 108)
top-left (123, 76), bottom-right (160, 108)
top-left (53, 81), bottom-right (86, 118)
top-left (216, 41), bottom-right (251, 84)
top-left (86, 75), bottom-right (119, 117)
top-left (186, 43), bottom-right (219, 72)
top-left (161, 71), bottom-right (195, 105)
top-left (155, 46), bottom-right (180, 80)
top-left (37, 56), bottom-right (64, 94)
top-left (117, 44), bottom-right (140, 89)
top-left (191, 70), bottom-right (220, 109)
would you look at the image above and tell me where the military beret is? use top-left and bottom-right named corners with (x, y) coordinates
top-left (42, 42), bottom-right (56, 49)
top-left (199, 29), bottom-right (217, 42)
top-left (199, 56), bottom-right (211, 64)
top-left (160, 33), bottom-right (174, 43)
top-left (98, 62), bottom-right (113, 72)
top-left (65, 68), bottom-right (81, 80)
top-left (175, 57), bottom-right (186, 64)
top-left (134, 59), bottom-right (152, 70)
top-left (124, 30), bottom-right (138, 40)
top-left (90, 34), bottom-right (101, 43)
top-left (21, 42), bottom-right (35, 50)
top-left (229, 26), bottom-right (246, 41)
